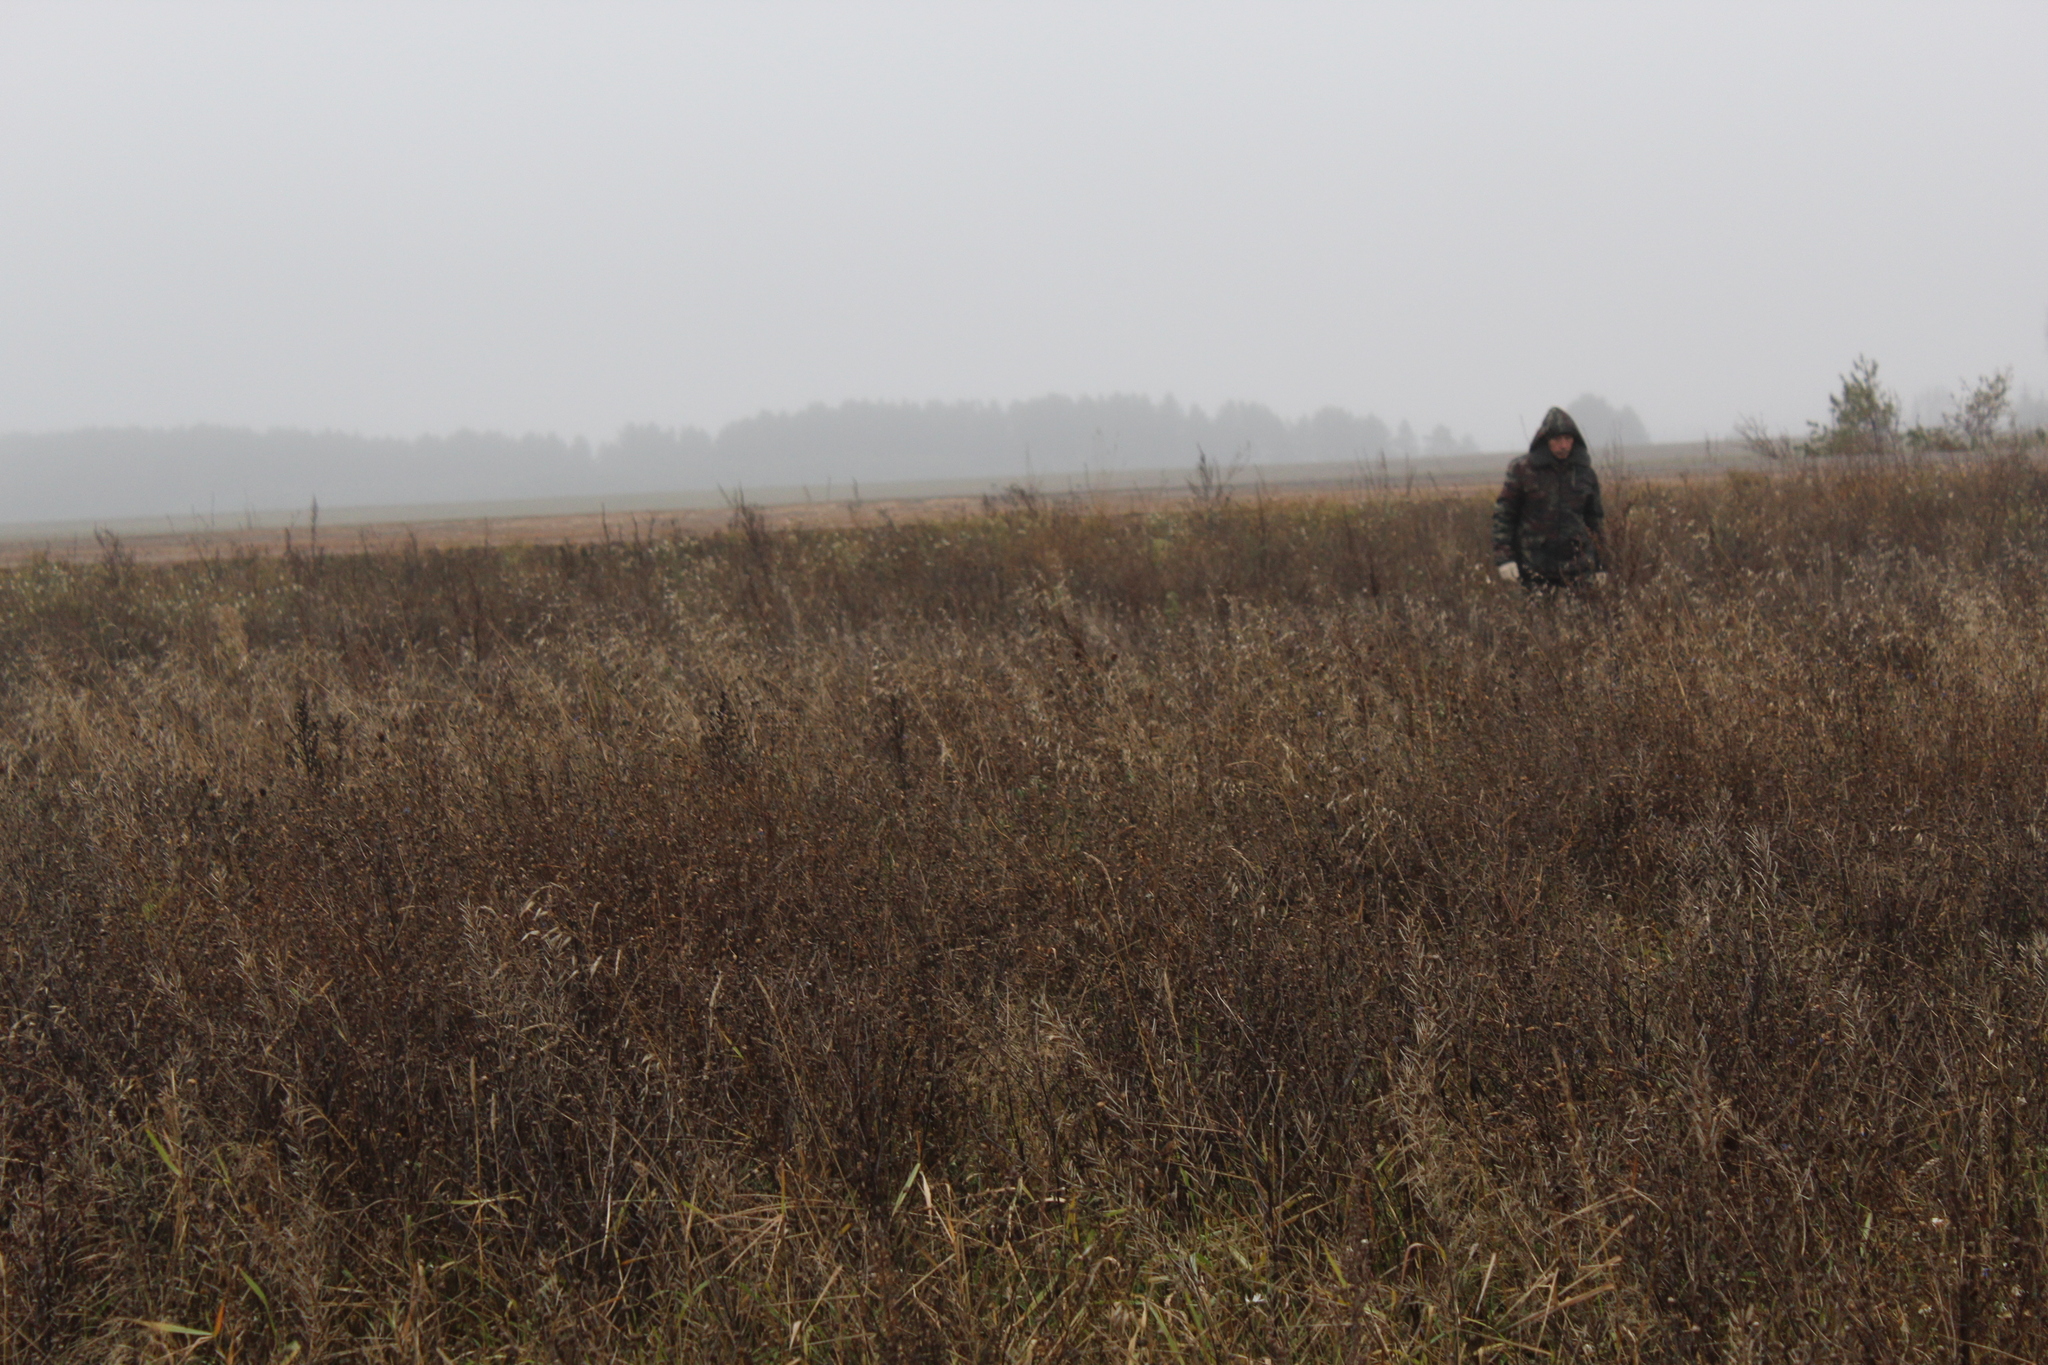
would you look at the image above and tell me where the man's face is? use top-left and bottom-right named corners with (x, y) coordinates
top-left (1547, 434), bottom-right (1574, 459)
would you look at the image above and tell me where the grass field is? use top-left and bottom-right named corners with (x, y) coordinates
top-left (4, 454), bottom-right (2048, 1360)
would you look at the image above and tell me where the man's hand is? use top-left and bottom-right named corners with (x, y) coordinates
top-left (1496, 561), bottom-right (1521, 583)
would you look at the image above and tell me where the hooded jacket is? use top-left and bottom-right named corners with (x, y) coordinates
top-left (1492, 407), bottom-right (1604, 581)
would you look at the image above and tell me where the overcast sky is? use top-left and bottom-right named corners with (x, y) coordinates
top-left (2, 2), bottom-right (2043, 453)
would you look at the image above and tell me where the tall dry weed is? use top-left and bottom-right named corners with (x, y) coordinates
top-left (2, 456), bottom-right (2047, 1359)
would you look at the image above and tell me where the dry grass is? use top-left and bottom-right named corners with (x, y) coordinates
top-left (5, 455), bottom-right (2048, 1361)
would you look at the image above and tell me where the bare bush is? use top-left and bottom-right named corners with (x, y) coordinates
top-left (1735, 415), bottom-right (1797, 461)
top-left (1949, 368), bottom-right (2016, 449)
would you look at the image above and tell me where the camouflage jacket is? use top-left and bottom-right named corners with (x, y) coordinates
top-left (1492, 409), bottom-right (1604, 581)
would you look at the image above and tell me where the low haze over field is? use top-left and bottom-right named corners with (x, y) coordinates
top-left (2, 3), bottom-right (2044, 518)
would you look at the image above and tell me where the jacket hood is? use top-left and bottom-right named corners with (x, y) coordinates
top-left (1529, 406), bottom-right (1590, 463)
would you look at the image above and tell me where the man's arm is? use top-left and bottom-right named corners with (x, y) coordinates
top-left (1491, 467), bottom-right (1523, 565)
top-left (1583, 469), bottom-right (1606, 567)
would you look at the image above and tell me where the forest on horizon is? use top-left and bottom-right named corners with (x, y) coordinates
top-left (0, 393), bottom-right (1653, 526)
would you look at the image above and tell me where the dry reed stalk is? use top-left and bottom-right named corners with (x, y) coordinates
top-left (1, 455), bottom-right (2046, 1358)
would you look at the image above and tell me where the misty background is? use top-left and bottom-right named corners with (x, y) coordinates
top-left (2, 4), bottom-right (2044, 525)
top-left (0, 394), bottom-right (1666, 525)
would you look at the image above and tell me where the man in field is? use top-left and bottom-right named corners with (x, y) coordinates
top-left (1493, 406), bottom-right (1605, 588)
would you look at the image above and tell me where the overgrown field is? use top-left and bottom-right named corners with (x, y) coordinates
top-left (6, 459), bottom-right (2048, 1361)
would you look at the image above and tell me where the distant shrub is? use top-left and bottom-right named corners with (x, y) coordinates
top-left (1803, 354), bottom-right (1901, 456)
top-left (1735, 413), bottom-right (1798, 461)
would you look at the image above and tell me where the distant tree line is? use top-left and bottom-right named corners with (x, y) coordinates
top-left (0, 392), bottom-right (1644, 525)
top-left (1557, 394), bottom-right (1650, 452)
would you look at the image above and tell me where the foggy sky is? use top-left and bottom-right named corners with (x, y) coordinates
top-left (3, 2), bottom-right (2044, 456)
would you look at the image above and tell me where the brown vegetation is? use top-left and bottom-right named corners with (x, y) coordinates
top-left (5, 455), bottom-right (2048, 1360)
